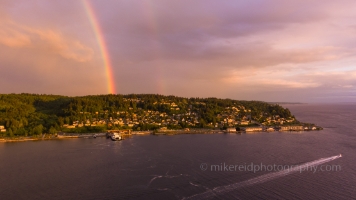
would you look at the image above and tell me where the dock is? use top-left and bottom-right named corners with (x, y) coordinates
top-left (106, 129), bottom-right (132, 139)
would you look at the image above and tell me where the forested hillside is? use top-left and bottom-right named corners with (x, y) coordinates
top-left (0, 94), bottom-right (297, 137)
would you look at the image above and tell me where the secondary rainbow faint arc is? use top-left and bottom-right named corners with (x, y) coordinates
top-left (82, 0), bottom-right (116, 94)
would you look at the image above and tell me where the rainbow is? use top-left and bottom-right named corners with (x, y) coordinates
top-left (82, 0), bottom-right (116, 94)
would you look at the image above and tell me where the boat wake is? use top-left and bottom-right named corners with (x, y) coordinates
top-left (147, 173), bottom-right (190, 188)
top-left (184, 154), bottom-right (342, 200)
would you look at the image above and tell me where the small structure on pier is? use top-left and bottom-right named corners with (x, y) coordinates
top-left (226, 128), bottom-right (237, 132)
top-left (106, 129), bottom-right (132, 139)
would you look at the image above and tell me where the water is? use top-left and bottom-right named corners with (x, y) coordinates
top-left (0, 103), bottom-right (355, 199)
top-left (186, 155), bottom-right (342, 200)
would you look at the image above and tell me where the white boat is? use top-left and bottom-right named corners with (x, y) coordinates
top-left (111, 133), bottom-right (122, 141)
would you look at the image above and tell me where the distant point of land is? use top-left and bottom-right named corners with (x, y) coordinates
top-left (0, 93), bottom-right (321, 140)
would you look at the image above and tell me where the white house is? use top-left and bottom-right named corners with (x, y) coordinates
top-left (242, 127), bottom-right (263, 132)
top-left (226, 128), bottom-right (236, 132)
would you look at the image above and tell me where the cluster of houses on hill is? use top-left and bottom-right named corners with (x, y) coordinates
top-left (61, 105), bottom-right (255, 129)
top-left (59, 99), bottom-right (318, 132)
top-left (63, 110), bottom-right (201, 129)
top-left (261, 115), bottom-right (296, 125)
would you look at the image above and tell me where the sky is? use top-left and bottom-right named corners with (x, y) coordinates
top-left (1, 0), bottom-right (356, 102)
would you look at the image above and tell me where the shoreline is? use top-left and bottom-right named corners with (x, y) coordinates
top-left (0, 128), bottom-right (322, 143)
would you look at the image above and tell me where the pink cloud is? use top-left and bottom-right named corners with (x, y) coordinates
top-left (0, 20), bottom-right (93, 62)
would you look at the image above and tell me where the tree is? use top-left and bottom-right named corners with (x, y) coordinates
top-left (8, 128), bottom-right (14, 137)
top-left (33, 125), bottom-right (43, 135)
top-left (64, 117), bottom-right (70, 124)
top-left (49, 126), bottom-right (57, 134)
top-left (58, 117), bottom-right (64, 127)
top-left (15, 128), bottom-right (26, 136)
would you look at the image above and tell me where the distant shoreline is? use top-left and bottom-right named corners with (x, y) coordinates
top-left (0, 127), bottom-right (322, 143)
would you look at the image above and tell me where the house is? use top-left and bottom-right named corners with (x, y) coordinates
top-left (0, 125), bottom-right (4, 129)
top-left (158, 127), bottom-right (167, 132)
top-left (239, 121), bottom-right (249, 125)
top-left (226, 128), bottom-right (236, 132)
top-left (266, 127), bottom-right (275, 132)
top-left (242, 126), bottom-right (263, 132)
top-left (280, 125), bottom-right (304, 131)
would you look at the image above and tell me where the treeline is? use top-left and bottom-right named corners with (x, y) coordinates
top-left (0, 93), bottom-right (294, 137)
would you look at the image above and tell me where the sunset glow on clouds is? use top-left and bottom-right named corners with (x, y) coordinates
top-left (1, 0), bottom-right (356, 102)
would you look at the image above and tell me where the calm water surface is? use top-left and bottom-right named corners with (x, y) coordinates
top-left (0, 103), bottom-right (355, 199)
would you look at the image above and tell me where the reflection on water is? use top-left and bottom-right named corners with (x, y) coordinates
top-left (0, 104), bottom-right (355, 199)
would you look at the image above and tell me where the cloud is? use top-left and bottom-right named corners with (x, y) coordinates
top-left (256, 79), bottom-right (321, 89)
top-left (0, 27), bottom-right (31, 47)
top-left (0, 16), bottom-right (104, 95)
top-left (1, 0), bottom-right (356, 102)
top-left (101, 0), bottom-right (354, 76)
top-left (0, 20), bottom-right (93, 62)
top-left (31, 29), bottom-right (94, 62)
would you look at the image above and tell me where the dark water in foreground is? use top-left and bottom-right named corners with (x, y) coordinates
top-left (1, 103), bottom-right (356, 199)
